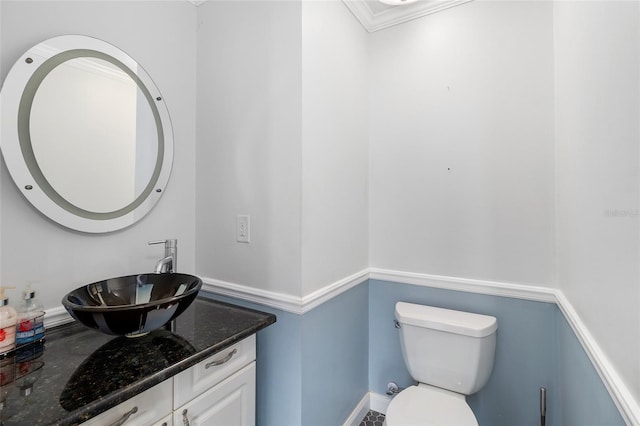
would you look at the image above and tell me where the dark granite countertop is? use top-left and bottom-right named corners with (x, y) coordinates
top-left (0, 296), bottom-right (276, 425)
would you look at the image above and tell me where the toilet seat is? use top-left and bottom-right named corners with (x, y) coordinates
top-left (385, 384), bottom-right (478, 426)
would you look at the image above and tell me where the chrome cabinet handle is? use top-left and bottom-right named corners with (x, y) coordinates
top-left (109, 406), bottom-right (138, 426)
top-left (205, 348), bottom-right (237, 369)
top-left (182, 408), bottom-right (190, 426)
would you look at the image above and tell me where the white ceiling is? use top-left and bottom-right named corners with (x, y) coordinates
top-left (186, 0), bottom-right (473, 33)
top-left (342, 0), bottom-right (473, 32)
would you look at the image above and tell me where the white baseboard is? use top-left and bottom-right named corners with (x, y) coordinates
top-left (343, 393), bottom-right (371, 426)
top-left (342, 392), bottom-right (392, 426)
top-left (369, 392), bottom-right (392, 415)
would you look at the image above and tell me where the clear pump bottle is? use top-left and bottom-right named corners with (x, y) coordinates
top-left (15, 286), bottom-right (44, 347)
top-left (0, 287), bottom-right (17, 354)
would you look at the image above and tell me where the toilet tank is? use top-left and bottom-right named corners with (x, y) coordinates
top-left (395, 302), bottom-right (497, 395)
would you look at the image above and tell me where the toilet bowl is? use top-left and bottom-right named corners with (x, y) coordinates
top-left (383, 302), bottom-right (497, 426)
top-left (384, 384), bottom-right (477, 426)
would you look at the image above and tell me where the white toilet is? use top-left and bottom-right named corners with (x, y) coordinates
top-left (384, 302), bottom-right (498, 426)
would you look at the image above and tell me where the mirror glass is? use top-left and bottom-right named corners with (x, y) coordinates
top-left (0, 36), bottom-right (173, 233)
top-left (30, 57), bottom-right (158, 213)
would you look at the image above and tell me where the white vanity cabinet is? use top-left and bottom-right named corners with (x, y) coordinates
top-left (174, 363), bottom-right (256, 426)
top-left (154, 414), bottom-right (174, 426)
top-left (174, 335), bottom-right (256, 426)
top-left (80, 335), bottom-right (257, 426)
top-left (79, 379), bottom-right (173, 426)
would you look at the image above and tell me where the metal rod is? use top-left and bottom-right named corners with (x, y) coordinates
top-left (540, 387), bottom-right (547, 426)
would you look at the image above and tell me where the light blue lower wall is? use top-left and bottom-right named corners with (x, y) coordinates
top-left (369, 279), bottom-right (624, 426)
top-left (205, 279), bottom-right (624, 426)
top-left (369, 279), bottom-right (557, 426)
top-left (301, 283), bottom-right (369, 426)
top-left (203, 282), bottom-right (369, 426)
top-left (201, 293), bottom-right (304, 425)
top-left (556, 311), bottom-right (625, 426)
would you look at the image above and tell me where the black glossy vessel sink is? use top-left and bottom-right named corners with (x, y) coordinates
top-left (62, 273), bottom-right (202, 337)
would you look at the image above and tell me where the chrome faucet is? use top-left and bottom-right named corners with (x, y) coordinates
top-left (148, 239), bottom-right (177, 273)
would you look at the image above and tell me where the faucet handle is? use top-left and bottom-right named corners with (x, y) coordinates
top-left (148, 239), bottom-right (177, 248)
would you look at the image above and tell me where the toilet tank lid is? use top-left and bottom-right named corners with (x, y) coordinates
top-left (395, 302), bottom-right (497, 337)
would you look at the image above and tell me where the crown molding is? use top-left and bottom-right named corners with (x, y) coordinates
top-left (187, 0), bottom-right (472, 30)
top-left (342, 0), bottom-right (474, 32)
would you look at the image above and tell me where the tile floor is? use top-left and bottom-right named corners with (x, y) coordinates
top-left (359, 410), bottom-right (385, 426)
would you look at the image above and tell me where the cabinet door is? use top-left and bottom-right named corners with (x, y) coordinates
top-left (154, 413), bottom-right (173, 426)
top-left (81, 379), bottom-right (172, 426)
top-left (174, 335), bottom-right (255, 409)
top-left (176, 362), bottom-right (255, 426)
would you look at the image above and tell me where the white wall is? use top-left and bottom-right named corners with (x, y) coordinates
top-left (0, 1), bottom-right (197, 310)
top-left (196, 0), bottom-right (369, 298)
top-left (301, 0), bottom-right (369, 295)
top-left (367, 0), bottom-right (640, 413)
top-left (195, 1), bottom-right (303, 296)
top-left (369, 1), bottom-right (556, 287)
top-left (2, 0), bottom-right (638, 414)
top-left (555, 0), bottom-right (640, 402)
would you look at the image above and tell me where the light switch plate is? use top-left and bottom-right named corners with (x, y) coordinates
top-left (236, 215), bottom-right (250, 243)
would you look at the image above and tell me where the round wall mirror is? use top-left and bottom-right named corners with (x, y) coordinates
top-left (0, 35), bottom-right (173, 233)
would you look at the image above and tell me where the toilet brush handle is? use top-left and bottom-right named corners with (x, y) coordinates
top-left (540, 387), bottom-right (547, 426)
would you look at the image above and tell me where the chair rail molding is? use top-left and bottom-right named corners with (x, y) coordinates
top-left (200, 268), bottom-right (639, 425)
top-left (48, 267), bottom-right (639, 425)
top-left (201, 269), bottom-right (369, 315)
top-left (44, 306), bottom-right (73, 329)
top-left (555, 292), bottom-right (640, 426)
top-left (368, 268), bottom-right (557, 303)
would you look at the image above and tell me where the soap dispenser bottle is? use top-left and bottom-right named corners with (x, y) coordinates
top-left (16, 285), bottom-right (44, 347)
top-left (0, 287), bottom-right (18, 354)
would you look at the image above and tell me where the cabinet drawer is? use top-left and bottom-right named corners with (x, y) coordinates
top-left (154, 413), bottom-right (173, 426)
top-left (81, 379), bottom-right (172, 426)
top-left (176, 362), bottom-right (255, 426)
top-left (173, 335), bottom-right (256, 409)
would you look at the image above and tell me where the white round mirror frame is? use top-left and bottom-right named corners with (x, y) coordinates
top-left (0, 35), bottom-right (174, 233)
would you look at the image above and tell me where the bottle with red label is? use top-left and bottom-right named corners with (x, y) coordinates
top-left (0, 354), bottom-right (15, 410)
top-left (15, 285), bottom-right (44, 347)
top-left (0, 287), bottom-right (17, 354)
